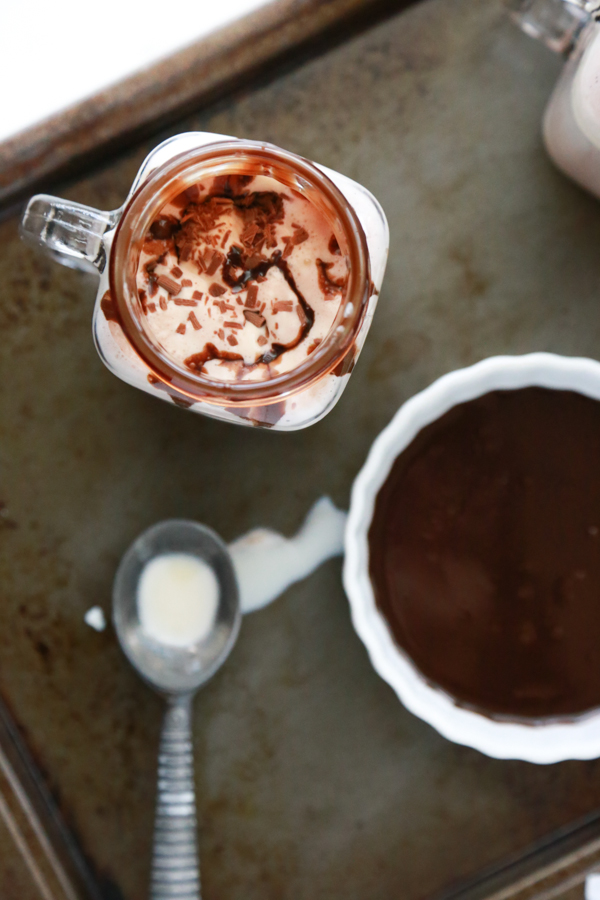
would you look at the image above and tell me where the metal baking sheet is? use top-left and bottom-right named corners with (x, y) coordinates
top-left (3, 0), bottom-right (600, 897)
top-left (0, 0), bottom-right (416, 212)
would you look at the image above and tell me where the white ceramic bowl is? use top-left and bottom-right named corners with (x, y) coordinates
top-left (344, 353), bottom-right (600, 763)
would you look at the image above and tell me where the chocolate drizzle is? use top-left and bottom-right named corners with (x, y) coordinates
top-left (184, 343), bottom-right (243, 371)
top-left (317, 258), bottom-right (348, 296)
top-left (222, 244), bottom-right (314, 364)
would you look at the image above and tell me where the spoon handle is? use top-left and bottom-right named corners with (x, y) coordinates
top-left (151, 695), bottom-right (201, 900)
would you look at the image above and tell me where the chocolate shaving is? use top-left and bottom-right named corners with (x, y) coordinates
top-left (176, 323), bottom-right (186, 335)
top-left (225, 321), bottom-right (243, 329)
top-left (272, 300), bottom-right (294, 313)
top-left (179, 243), bottom-right (194, 264)
top-left (174, 299), bottom-right (198, 307)
top-left (264, 222), bottom-right (278, 249)
top-left (181, 278), bottom-right (192, 287)
top-left (192, 290), bottom-right (203, 300)
top-left (241, 223), bottom-right (262, 248)
top-left (209, 283), bottom-right (227, 297)
top-left (205, 249), bottom-right (224, 276)
top-left (147, 303), bottom-right (157, 313)
top-left (170, 266), bottom-right (183, 278)
top-left (159, 296), bottom-right (168, 311)
top-left (215, 300), bottom-right (235, 313)
top-left (296, 304), bottom-right (308, 326)
top-left (156, 275), bottom-right (181, 296)
top-left (188, 312), bottom-right (201, 330)
top-left (227, 335), bottom-right (239, 346)
top-left (257, 335), bottom-right (268, 346)
top-left (292, 224), bottom-right (309, 244)
top-left (175, 213), bottom-right (226, 269)
top-left (243, 309), bottom-right (266, 328)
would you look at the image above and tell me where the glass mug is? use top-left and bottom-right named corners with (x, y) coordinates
top-left (21, 133), bottom-right (389, 430)
top-left (507, 0), bottom-right (600, 200)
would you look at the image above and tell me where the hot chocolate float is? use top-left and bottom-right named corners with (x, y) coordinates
top-left (20, 133), bottom-right (389, 430)
top-left (133, 171), bottom-right (348, 382)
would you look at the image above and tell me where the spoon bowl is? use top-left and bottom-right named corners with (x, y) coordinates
top-left (113, 518), bottom-right (240, 694)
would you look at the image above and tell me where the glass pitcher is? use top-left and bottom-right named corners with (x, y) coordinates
top-left (21, 132), bottom-right (388, 430)
top-left (507, 0), bottom-right (600, 199)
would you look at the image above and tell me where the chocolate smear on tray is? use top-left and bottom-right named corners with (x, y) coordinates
top-left (100, 290), bottom-right (119, 323)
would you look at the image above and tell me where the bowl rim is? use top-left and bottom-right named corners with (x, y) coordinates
top-left (343, 352), bottom-right (600, 763)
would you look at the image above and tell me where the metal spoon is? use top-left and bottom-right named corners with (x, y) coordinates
top-left (112, 519), bottom-right (240, 900)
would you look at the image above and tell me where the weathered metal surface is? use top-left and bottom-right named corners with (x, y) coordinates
top-left (436, 811), bottom-right (600, 899)
top-left (0, 0), bottom-right (417, 212)
top-left (3, 1), bottom-right (600, 898)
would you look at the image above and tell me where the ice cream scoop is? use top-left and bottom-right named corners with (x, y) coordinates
top-left (112, 519), bottom-right (240, 900)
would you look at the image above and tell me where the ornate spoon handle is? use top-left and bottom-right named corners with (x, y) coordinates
top-left (151, 695), bottom-right (200, 900)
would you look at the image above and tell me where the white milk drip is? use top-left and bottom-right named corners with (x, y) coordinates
top-left (85, 497), bottom-right (346, 632)
top-left (230, 496), bottom-right (347, 613)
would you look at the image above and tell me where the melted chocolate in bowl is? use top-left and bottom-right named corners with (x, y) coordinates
top-left (368, 388), bottom-right (600, 720)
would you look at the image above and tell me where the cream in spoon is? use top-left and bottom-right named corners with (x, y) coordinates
top-left (137, 552), bottom-right (220, 647)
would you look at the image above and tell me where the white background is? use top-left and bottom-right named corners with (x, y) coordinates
top-left (2, 0), bottom-right (270, 143)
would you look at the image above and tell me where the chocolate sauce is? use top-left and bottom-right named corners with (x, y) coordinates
top-left (369, 388), bottom-right (600, 719)
top-left (100, 290), bottom-right (119, 324)
top-left (222, 244), bottom-right (315, 363)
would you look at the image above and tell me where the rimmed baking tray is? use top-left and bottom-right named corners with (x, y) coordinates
top-left (4, 0), bottom-right (600, 897)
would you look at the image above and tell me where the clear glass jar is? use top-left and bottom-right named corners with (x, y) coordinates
top-left (507, 0), bottom-right (600, 198)
top-left (21, 133), bottom-right (388, 430)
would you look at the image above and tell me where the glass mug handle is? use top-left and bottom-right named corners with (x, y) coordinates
top-left (504, 0), bottom-right (590, 53)
top-left (20, 194), bottom-right (118, 274)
